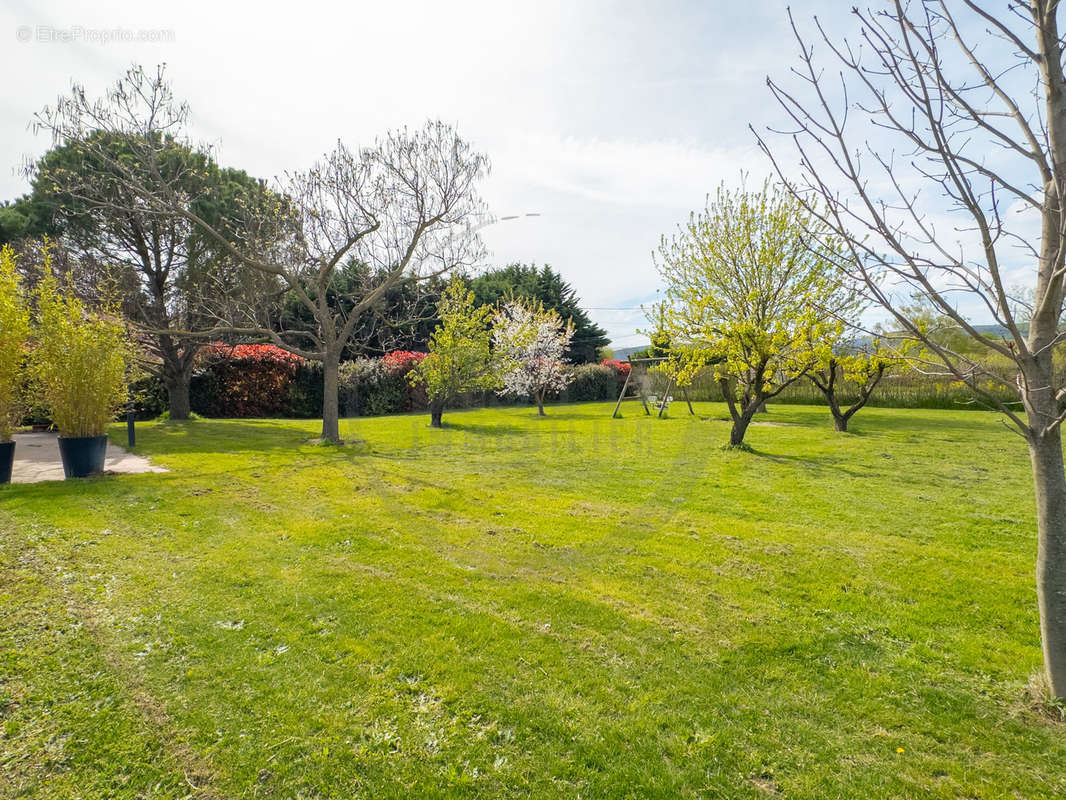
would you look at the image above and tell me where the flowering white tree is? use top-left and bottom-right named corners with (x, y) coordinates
top-left (493, 300), bottom-right (574, 416)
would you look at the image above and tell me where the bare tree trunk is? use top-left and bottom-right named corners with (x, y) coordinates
top-left (166, 376), bottom-right (192, 420)
top-left (1025, 349), bottom-right (1066, 696)
top-left (536, 390), bottom-right (546, 416)
top-left (1029, 427), bottom-right (1066, 697)
top-left (430, 398), bottom-right (445, 428)
top-left (720, 377), bottom-right (759, 447)
top-left (321, 350), bottom-right (341, 442)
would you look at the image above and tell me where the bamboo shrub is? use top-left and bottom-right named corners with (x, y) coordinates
top-left (0, 246), bottom-right (30, 441)
top-left (34, 269), bottom-right (132, 438)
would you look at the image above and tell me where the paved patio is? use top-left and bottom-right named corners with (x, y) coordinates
top-left (9, 432), bottom-right (168, 483)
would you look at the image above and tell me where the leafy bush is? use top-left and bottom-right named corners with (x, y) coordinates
top-left (382, 350), bottom-right (428, 375)
top-left (286, 362), bottom-right (324, 418)
top-left (383, 350), bottom-right (429, 410)
top-left (193, 344), bottom-right (303, 418)
top-left (190, 368), bottom-right (225, 416)
top-left (568, 364), bottom-right (618, 401)
top-left (129, 372), bottom-right (168, 419)
top-left (0, 246), bottom-right (30, 441)
top-left (339, 358), bottom-right (409, 416)
top-left (34, 270), bottom-right (133, 437)
top-left (601, 358), bottom-right (632, 396)
top-left (601, 359), bottom-right (631, 377)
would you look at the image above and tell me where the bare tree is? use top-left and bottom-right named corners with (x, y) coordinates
top-left (34, 66), bottom-right (490, 442)
top-left (757, 2), bottom-right (1066, 697)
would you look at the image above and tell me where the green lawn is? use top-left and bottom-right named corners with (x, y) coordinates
top-left (1, 402), bottom-right (1063, 798)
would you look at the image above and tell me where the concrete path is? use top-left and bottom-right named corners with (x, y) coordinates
top-left (10, 432), bottom-right (168, 484)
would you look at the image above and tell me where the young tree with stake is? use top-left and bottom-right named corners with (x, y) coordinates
top-left (758, 1), bottom-right (1066, 698)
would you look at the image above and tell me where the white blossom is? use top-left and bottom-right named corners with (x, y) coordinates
top-left (492, 301), bottom-right (575, 414)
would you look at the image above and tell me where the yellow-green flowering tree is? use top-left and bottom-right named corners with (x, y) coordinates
top-left (655, 180), bottom-right (851, 447)
top-left (33, 254), bottom-right (134, 438)
top-left (410, 277), bottom-right (499, 428)
top-left (0, 246), bottom-right (31, 441)
top-left (808, 338), bottom-right (896, 432)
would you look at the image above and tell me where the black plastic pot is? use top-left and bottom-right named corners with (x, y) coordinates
top-left (0, 441), bottom-right (13, 484)
top-left (57, 435), bottom-right (108, 479)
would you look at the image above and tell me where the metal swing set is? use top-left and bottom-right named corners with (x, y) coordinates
top-left (610, 357), bottom-right (695, 419)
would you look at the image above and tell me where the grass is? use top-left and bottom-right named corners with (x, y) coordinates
top-left (1, 401), bottom-right (1063, 798)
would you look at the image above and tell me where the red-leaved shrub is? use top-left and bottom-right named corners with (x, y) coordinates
top-left (381, 350), bottom-right (429, 408)
top-left (382, 350), bottom-right (428, 375)
top-left (197, 343), bottom-right (304, 417)
top-left (601, 359), bottom-right (632, 377)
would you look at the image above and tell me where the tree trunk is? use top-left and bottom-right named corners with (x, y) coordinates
top-left (430, 399), bottom-right (445, 428)
top-left (162, 357), bottom-right (193, 420)
top-left (321, 351), bottom-right (341, 443)
top-left (729, 403), bottom-right (759, 447)
top-left (827, 395), bottom-right (847, 432)
top-left (165, 374), bottom-right (191, 420)
top-left (1031, 1), bottom-right (1066, 699)
top-left (536, 391), bottom-right (546, 416)
top-left (1029, 425), bottom-right (1066, 698)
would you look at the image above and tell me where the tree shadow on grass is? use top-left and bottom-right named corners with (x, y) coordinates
top-left (115, 419), bottom-right (367, 460)
top-left (438, 420), bottom-right (539, 438)
top-left (745, 447), bottom-right (891, 481)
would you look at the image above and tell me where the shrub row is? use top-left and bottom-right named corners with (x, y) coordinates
top-left (129, 350), bottom-right (637, 419)
top-left (129, 347), bottom-right (1025, 420)
top-left (129, 346), bottom-right (428, 419)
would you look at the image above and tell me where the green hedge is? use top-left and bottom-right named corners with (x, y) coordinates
top-left (134, 356), bottom-right (1025, 420)
top-left (567, 364), bottom-right (617, 401)
top-left (286, 362), bottom-right (324, 418)
top-left (339, 359), bottom-right (410, 417)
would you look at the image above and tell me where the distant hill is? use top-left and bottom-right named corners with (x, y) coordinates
top-left (611, 344), bottom-right (650, 361)
top-left (857, 322), bottom-right (1028, 347)
top-left (970, 323), bottom-right (1028, 338)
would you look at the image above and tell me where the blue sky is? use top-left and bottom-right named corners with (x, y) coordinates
top-left (0, 1), bottom-right (928, 347)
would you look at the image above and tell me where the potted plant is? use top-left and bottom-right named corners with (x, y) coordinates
top-left (34, 267), bottom-right (133, 479)
top-left (0, 246), bottom-right (30, 483)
